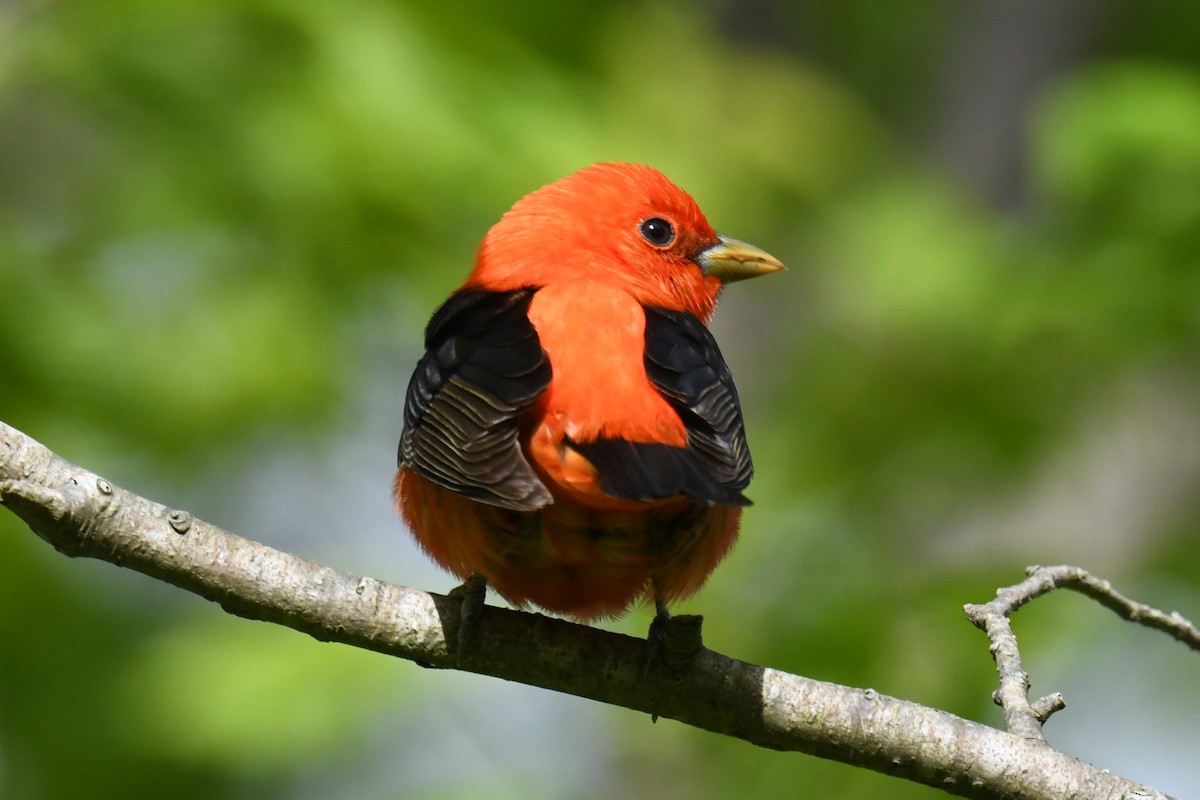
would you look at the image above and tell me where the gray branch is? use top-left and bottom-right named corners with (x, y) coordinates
top-left (965, 564), bottom-right (1200, 741)
top-left (0, 421), bottom-right (1180, 800)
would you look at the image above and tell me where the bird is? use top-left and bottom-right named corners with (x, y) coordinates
top-left (395, 162), bottom-right (783, 627)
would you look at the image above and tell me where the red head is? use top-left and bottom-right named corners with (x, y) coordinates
top-left (467, 163), bottom-right (782, 321)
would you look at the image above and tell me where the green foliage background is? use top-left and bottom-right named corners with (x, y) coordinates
top-left (2, 1), bottom-right (1198, 797)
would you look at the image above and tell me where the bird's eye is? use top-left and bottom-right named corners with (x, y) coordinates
top-left (638, 217), bottom-right (675, 248)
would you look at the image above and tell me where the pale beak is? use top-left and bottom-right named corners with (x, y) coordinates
top-left (696, 236), bottom-right (786, 283)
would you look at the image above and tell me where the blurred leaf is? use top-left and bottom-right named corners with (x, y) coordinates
top-left (1033, 63), bottom-right (1200, 237)
top-left (109, 616), bottom-right (403, 773)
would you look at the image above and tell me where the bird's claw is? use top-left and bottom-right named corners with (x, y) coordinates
top-left (643, 603), bottom-right (705, 678)
top-left (448, 573), bottom-right (487, 663)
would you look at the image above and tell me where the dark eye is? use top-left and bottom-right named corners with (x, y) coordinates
top-left (638, 217), bottom-right (675, 247)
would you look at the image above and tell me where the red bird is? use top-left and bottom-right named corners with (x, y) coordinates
top-left (395, 163), bottom-right (782, 624)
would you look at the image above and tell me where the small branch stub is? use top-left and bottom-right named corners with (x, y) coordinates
top-left (1031, 693), bottom-right (1066, 724)
top-left (167, 510), bottom-right (192, 535)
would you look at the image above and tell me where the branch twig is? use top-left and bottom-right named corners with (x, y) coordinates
top-left (0, 421), bottom-right (1181, 800)
top-left (964, 564), bottom-right (1200, 741)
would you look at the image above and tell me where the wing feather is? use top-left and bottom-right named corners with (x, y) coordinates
top-left (399, 289), bottom-right (552, 510)
top-left (642, 305), bottom-right (754, 495)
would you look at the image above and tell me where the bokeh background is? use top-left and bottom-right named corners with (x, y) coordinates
top-left (3, 1), bottom-right (1199, 797)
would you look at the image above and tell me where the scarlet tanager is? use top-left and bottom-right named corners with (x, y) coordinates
top-left (396, 163), bottom-right (783, 624)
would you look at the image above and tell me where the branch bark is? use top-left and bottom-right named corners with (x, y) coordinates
top-left (965, 565), bottom-right (1200, 742)
top-left (0, 421), bottom-right (1180, 800)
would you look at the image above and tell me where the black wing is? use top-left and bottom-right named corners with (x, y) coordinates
top-left (570, 306), bottom-right (753, 508)
top-left (399, 288), bottom-right (553, 511)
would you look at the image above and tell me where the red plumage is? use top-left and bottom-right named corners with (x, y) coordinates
top-left (396, 163), bottom-right (782, 621)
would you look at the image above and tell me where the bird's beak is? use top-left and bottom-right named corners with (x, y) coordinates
top-left (696, 236), bottom-right (786, 283)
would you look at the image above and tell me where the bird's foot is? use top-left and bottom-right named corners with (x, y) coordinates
top-left (448, 573), bottom-right (487, 663)
top-left (644, 601), bottom-right (705, 677)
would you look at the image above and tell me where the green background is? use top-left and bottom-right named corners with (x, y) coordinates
top-left (2, 1), bottom-right (1198, 797)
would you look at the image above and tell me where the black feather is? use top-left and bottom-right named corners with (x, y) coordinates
top-left (569, 438), bottom-right (750, 507)
top-left (399, 289), bottom-right (552, 511)
top-left (642, 306), bottom-right (754, 493)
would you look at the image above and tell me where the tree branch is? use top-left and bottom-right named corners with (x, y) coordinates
top-left (0, 421), bottom-right (1181, 800)
top-left (964, 564), bottom-right (1200, 742)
